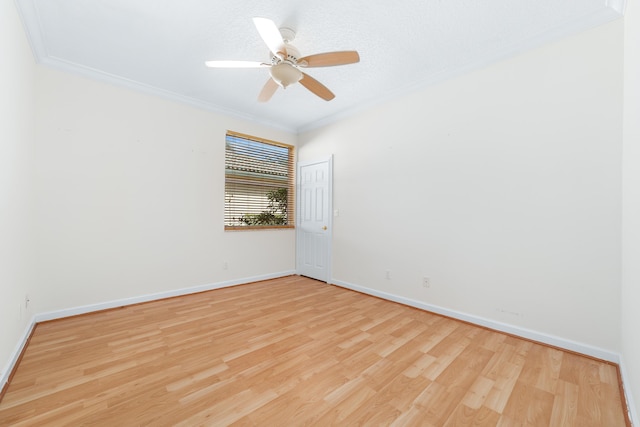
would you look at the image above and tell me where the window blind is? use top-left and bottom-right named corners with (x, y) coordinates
top-left (225, 131), bottom-right (295, 229)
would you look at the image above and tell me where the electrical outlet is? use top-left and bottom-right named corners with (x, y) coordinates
top-left (385, 270), bottom-right (391, 280)
top-left (422, 277), bottom-right (430, 288)
top-left (25, 294), bottom-right (30, 309)
top-left (223, 261), bottom-right (229, 270)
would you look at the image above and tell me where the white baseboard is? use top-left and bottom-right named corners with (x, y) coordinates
top-left (4, 272), bottom-right (635, 423)
top-left (34, 271), bottom-right (295, 323)
top-left (619, 355), bottom-right (639, 426)
top-left (1, 271), bottom-right (294, 393)
top-left (330, 278), bottom-right (640, 423)
top-left (331, 278), bottom-right (620, 363)
top-left (1, 315), bottom-right (36, 395)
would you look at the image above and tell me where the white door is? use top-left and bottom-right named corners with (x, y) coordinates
top-left (296, 157), bottom-right (332, 282)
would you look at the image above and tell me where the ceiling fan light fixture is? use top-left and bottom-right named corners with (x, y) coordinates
top-left (269, 63), bottom-right (302, 88)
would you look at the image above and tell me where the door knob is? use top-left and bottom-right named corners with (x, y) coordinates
top-left (322, 226), bottom-right (327, 230)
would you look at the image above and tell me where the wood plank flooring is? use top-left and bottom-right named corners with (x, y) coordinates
top-left (0, 275), bottom-right (629, 426)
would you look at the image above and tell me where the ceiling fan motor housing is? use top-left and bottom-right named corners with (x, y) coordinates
top-left (269, 39), bottom-right (302, 89)
top-left (270, 43), bottom-right (301, 65)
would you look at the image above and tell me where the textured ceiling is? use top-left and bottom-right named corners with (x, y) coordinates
top-left (17, 0), bottom-right (625, 132)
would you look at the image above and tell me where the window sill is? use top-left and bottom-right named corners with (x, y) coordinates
top-left (224, 225), bottom-right (295, 231)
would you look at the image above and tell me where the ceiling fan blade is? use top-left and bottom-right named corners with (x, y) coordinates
top-left (205, 60), bottom-right (268, 68)
top-left (258, 78), bottom-right (279, 102)
top-left (298, 51), bottom-right (360, 68)
top-left (299, 73), bottom-right (335, 101)
top-left (253, 17), bottom-right (286, 59)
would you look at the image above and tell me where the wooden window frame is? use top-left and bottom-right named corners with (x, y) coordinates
top-left (224, 131), bottom-right (295, 231)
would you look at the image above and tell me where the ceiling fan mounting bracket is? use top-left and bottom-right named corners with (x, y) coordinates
top-left (279, 27), bottom-right (296, 43)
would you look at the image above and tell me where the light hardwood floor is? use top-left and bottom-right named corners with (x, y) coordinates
top-left (0, 276), bottom-right (630, 426)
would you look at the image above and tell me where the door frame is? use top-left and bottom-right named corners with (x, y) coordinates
top-left (296, 155), bottom-right (333, 283)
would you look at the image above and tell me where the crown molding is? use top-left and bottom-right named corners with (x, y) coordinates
top-left (607, 0), bottom-right (627, 15)
top-left (299, 4), bottom-right (625, 133)
top-left (16, 0), bottom-right (625, 135)
top-left (42, 55), bottom-right (297, 133)
top-left (14, 0), bottom-right (47, 59)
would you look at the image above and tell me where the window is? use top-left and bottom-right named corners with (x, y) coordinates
top-left (224, 131), bottom-right (294, 230)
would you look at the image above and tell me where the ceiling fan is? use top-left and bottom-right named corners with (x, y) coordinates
top-left (205, 17), bottom-right (360, 102)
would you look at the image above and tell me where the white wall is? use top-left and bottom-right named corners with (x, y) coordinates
top-left (0, 0), bottom-right (36, 385)
top-left (2, 1), bottom-right (634, 415)
top-left (622, 0), bottom-right (640, 421)
top-left (299, 21), bottom-right (623, 352)
top-left (32, 67), bottom-right (296, 314)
